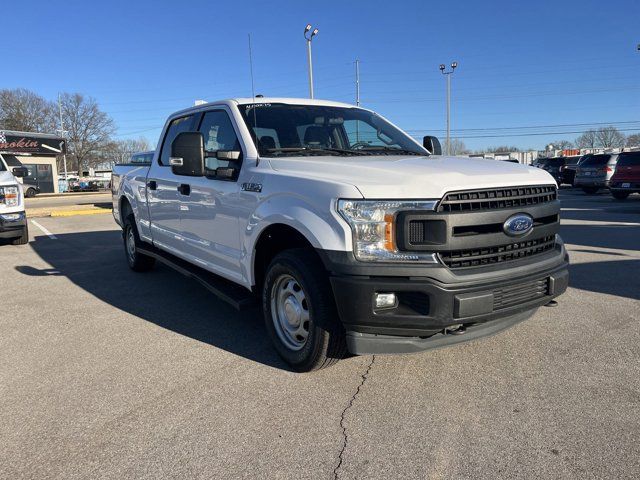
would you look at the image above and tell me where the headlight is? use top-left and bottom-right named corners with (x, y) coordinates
top-left (1, 186), bottom-right (19, 207)
top-left (338, 199), bottom-right (438, 262)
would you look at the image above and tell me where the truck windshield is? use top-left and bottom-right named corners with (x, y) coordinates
top-left (238, 103), bottom-right (428, 157)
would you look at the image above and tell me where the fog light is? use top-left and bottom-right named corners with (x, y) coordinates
top-left (375, 292), bottom-right (397, 309)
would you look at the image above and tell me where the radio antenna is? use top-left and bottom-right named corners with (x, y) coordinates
top-left (248, 33), bottom-right (259, 165)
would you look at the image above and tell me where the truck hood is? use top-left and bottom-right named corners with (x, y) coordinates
top-left (268, 155), bottom-right (556, 199)
top-left (0, 170), bottom-right (19, 187)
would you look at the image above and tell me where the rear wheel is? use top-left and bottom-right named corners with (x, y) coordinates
top-left (262, 248), bottom-right (346, 371)
top-left (582, 187), bottom-right (598, 194)
top-left (11, 224), bottom-right (29, 245)
top-left (611, 191), bottom-right (630, 200)
top-left (123, 214), bottom-right (155, 272)
top-left (25, 188), bottom-right (37, 198)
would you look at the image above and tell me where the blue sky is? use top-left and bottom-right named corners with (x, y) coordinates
top-left (4, 0), bottom-right (640, 151)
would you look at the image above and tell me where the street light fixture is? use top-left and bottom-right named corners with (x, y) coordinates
top-left (304, 23), bottom-right (319, 99)
top-left (439, 61), bottom-right (458, 155)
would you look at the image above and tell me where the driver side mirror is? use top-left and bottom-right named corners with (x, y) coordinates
top-left (12, 166), bottom-right (28, 178)
top-left (423, 136), bottom-right (442, 155)
top-left (170, 132), bottom-right (205, 176)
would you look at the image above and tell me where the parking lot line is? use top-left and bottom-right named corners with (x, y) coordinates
top-left (30, 220), bottom-right (58, 240)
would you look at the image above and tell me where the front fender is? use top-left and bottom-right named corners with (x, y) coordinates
top-left (240, 193), bottom-right (353, 286)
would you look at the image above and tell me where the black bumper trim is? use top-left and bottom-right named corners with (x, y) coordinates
top-left (346, 309), bottom-right (536, 355)
top-left (0, 212), bottom-right (26, 238)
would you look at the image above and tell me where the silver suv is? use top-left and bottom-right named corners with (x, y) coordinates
top-left (574, 153), bottom-right (619, 194)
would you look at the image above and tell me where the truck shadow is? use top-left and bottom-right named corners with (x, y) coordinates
top-left (16, 230), bottom-right (291, 371)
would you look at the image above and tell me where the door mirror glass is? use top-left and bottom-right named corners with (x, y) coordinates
top-left (423, 136), bottom-right (442, 155)
top-left (12, 166), bottom-right (28, 177)
top-left (171, 132), bottom-right (205, 176)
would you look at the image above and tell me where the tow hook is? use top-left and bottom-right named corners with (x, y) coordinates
top-left (443, 324), bottom-right (466, 335)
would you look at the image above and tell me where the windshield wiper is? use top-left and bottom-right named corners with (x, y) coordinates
top-left (264, 147), bottom-right (367, 156)
top-left (356, 146), bottom-right (425, 156)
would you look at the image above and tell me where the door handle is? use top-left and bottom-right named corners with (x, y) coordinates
top-left (147, 180), bottom-right (157, 190)
top-left (177, 183), bottom-right (191, 196)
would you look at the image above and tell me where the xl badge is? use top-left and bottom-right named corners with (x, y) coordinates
top-left (503, 213), bottom-right (534, 237)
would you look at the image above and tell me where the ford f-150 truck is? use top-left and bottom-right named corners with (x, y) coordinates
top-left (112, 98), bottom-right (569, 371)
top-left (0, 154), bottom-right (29, 245)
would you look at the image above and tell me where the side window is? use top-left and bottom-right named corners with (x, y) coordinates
top-left (198, 110), bottom-right (241, 173)
top-left (159, 115), bottom-right (195, 165)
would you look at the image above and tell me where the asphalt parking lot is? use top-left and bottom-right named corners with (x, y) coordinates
top-left (1, 189), bottom-right (639, 479)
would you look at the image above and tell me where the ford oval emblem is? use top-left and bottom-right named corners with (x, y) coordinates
top-left (503, 213), bottom-right (534, 237)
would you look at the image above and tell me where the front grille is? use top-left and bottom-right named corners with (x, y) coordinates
top-left (437, 185), bottom-right (556, 212)
top-left (439, 235), bottom-right (556, 269)
top-left (493, 278), bottom-right (550, 311)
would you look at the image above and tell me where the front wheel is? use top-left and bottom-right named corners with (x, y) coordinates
top-left (25, 188), bottom-right (37, 198)
top-left (11, 224), bottom-right (29, 245)
top-left (123, 214), bottom-right (155, 272)
top-left (611, 191), bottom-right (630, 200)
top-left (263, 248), bottom-right (346, 371)
top-left (582, 187), bottom-right (598, 194)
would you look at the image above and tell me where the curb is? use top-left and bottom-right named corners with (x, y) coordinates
top-left (27, 209), bottom-right (112, 219)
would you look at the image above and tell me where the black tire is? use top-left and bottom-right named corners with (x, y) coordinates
top-left (123, 214), bottom-right (155, 272)
top-left (25, 188), bottom-right (37, 198)
top-left (611, 191), bottom-right (630, 200)
top-left (262, 248), bottom-right (347, 371)
top-left (11, 224), bottom-right (29, 245)
top-left (582, 187), bottom-right (598, 195)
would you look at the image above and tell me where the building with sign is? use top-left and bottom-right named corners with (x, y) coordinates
top-left (0, 130), bottom-right (65, 194)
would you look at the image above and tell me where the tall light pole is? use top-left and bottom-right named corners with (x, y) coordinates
top-left (57, 93), bottom-right (68, 181)
top-left (439, 61), bottom-right (458, 155)
top-left (304, 24), bottom-right (319, 99)
top-left (355, 59), bottom-right (360, 106)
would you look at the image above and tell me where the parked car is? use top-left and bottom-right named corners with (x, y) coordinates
top-left (112, 97), bottom-right (569, 371)
top-left (574, 153), bottom-right (619, 194)
top-left (0, 154), bottom-right (29, 245)
top-left (540, 157), bottom-right (566, 185)
top-left (609, 151), bottom-right (640, 200)
top-left (558, 155), bottom-right (583, 186)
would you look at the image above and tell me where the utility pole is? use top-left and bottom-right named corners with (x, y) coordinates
top-left (439, 61), bottom-right (458, 155)
top-left (57, 93), bottom-right (68, 181)
top-left (304, 24), bottom-right (319, 98)
top-left (355, 59), bottom-right (360, 106)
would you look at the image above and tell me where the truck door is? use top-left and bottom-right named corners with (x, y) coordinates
top-left (178, 108), bottom-right (244, 283)
top-left (146, 114), bottom-right (197, 256)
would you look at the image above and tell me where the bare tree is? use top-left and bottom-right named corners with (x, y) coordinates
top-left (575, 130), bottom-right (598, 149)
top-left (60, 93), bottom-right (116, 175)
top-left (549, 139), bottom-right (574, 150)
top-left (448, 138), bottom-right (469, 155)
top-left (596, 126), bottom-right (625, 148)
top-left (0, 88), bottom-right (58, 133)
top-left (482, 145), bottom-right (521, 153)
top-left (626, 133), bottom-right (640, 147)
top-left (103, 138), bottom-right (151, 167)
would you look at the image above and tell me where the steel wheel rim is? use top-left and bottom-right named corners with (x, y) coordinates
top-left (126, 228), bottom-right (136, 263)
top-left (270, 274), bottom-right (310, 351)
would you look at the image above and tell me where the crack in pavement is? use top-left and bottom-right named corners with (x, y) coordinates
top-left (333, 355), bottom-right (376, 480)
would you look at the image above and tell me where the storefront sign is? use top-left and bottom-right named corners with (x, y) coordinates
top-left (0, 131), bottom-right (66, 155)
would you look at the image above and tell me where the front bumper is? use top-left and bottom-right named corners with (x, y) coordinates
top-left (321, 243), bottom-right (569, 354)
top-left (0, 211), bottom-right (27, 239)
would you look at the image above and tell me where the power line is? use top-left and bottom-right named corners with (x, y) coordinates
top-left (406, 120), bottom-right (640, 133)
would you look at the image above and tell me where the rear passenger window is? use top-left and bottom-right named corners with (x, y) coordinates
top-left (159, 115), bottom-right (195, 165)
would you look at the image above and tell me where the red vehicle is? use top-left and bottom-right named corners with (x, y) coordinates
top-left (609, 151), bottom-right (640, 200)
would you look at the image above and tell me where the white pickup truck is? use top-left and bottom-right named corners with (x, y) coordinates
top-left (112, 98), bottom-right (568, 371)
top-left (0, 155), bottom-right (29, 245)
